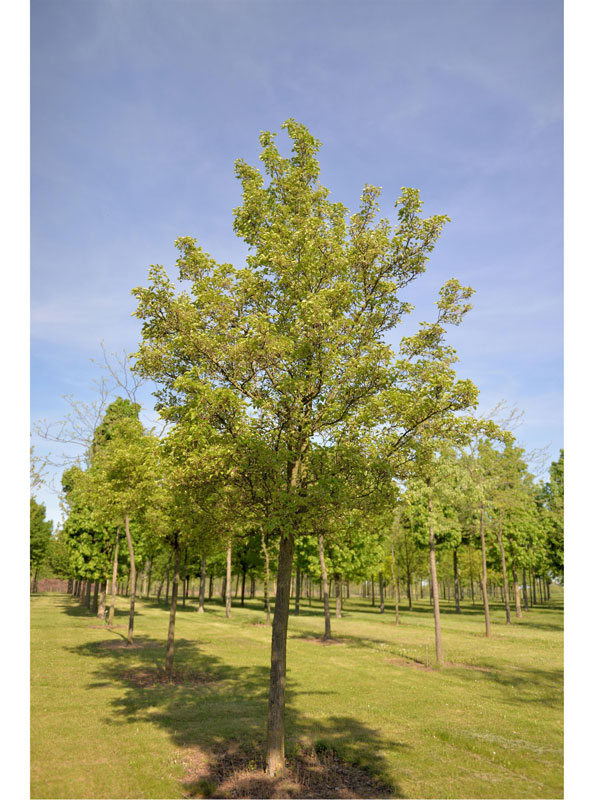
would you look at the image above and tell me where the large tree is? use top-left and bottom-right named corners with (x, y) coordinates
top-left (133, 120), bottom-right (479, 775)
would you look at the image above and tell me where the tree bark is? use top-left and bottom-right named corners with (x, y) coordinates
top-left (511, 562), bottom-right (522, 618)
top-left (124, 514), bottom-right (136, 644)
top-left (165, 541), bottom-right (180, 679)
top-left (97, 581), bottom-right (107, 619)
top-left (241, 568), bottom-right (247, 607)
top-left (198, 555), bottom-right (206, 612)
top-left (294, 560), bottom-right (301, 615)
top-left (318, 533), bottom-right (331, 640)
top-left (428, 495), bottom-right (443, 665)
top-left (266, 531), bottom-right (295, 776)
top-left (453, 548), bottom-right (461, 613)
top-left (379, 571), bottom-right (385, 614)
top-left (225, 540), bottom-right (232, 618)
top-left (391, 538), bottom-right (399, 625)
top-left (522, 567), bottom-right (529, 611)
top-left (371, 575), bottom-right (375, 606)
top-left (532, 568), bottom-right (537, 605)
top-left (92, 580), bottom-right (99, 613)
top-left (479, 507), bottom-right (491, 637)
top-left (261, 532), bottom-right (271, 624)
top-left (84, 579), bottom-right (92, 609)
top-left (496, 515), bottom-right (511, 625)
top-left (108, 527), bottom-right (120, 626)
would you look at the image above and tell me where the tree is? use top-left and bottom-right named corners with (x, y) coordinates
top-left (30, 498), bottom-right (53, 592)
top-left (133, 120), bottom-right (479, 775)
top-left (85, 399), bottom-right (158, 642)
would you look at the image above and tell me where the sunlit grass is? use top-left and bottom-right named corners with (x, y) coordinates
top-left (31, 587), bottom-right (563, 798)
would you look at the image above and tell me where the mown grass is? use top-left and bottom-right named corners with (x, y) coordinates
top-left (30, 587), bottom-right (563, 799)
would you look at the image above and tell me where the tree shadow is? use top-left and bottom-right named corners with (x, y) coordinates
top-left (66, 629), bottom-right (408, 797)
top-left (473, 662), bottom-right (563, 709)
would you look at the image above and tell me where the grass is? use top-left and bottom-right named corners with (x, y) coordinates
top-left (30, 588), bottom-right (563, 799)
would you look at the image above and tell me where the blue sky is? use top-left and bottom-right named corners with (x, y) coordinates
top-left (30, 0), bottom-right (563, 525)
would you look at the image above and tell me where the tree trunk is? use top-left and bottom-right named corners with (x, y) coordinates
top-left (371, 575), bottom-right (375, 606)
top-left (198, 555), bottom-right (206, 613)
top-left (165, 553), bottom-right (172, 605)
top-left (84, 580), bottom-right (92, 609)
top-left (108, 527), bottom-right (120, 626)
top-left (165, 541), bottom-right (180, 679)
top-left (391, 539), bottom-right (400, 625)
top-left (453, 548), bottom-right (461, 613)
top-left (379, 572), bottom-right (385, 613)
top-left (209, 572), bottom-right (213, 600)
top-left (522, 567), bottom-right (529, 611)
top-left (479, 507), bottom-right (491, 638)
top-left (318, 533), bottom-right (331, 640)
top-left (406, 564), bottom-right (413, 611)
top-left (92, 580), bottom-right (99, 613)
top-left (146, 558), bottom-right (153, 599)
top-left (532, 568), bottom-right (537, 605)
top-left (496, 516), bottom-right (511, 625)
top-left (261, 532), bottom-right (271, 624)
top-left (97, 581), bottom-right (107, 619)
top-left (225, 540), bottom-right (232, 619)
top-left (294, 560), bottom-right (301, 615)
top-left (428, 495), bottom-right (443, 665)
top-left (241, 569), bottom-right (247, 607)
top-left (511, 562), bottom-right (522, 618)
top-left (266, 531), bottom-right (295, 776)
top-left (124, 514), bottom-right (136, 644)
top-left (335, 576), bottom-right (342, 619)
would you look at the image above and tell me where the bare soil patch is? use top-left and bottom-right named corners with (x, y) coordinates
top-left (123, 667), bottom-right (216, 687)
top-left (181, 742), bottom-right (394, 799)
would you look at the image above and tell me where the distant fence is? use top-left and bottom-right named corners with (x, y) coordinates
top-left (32, 579), bottom-right (70, 593)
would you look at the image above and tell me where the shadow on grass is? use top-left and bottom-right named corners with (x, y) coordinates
top-left (474, 662), bottom-right (564, 709)
top-left (65, 617), bottom-right (408, 797)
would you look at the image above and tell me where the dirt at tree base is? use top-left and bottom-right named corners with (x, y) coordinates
top-left (122, 666), bottom-right (217, 687)
top-left (180, 741), bottom-right (395, 799)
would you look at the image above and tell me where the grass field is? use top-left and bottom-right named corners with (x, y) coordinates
top-left (30, 589), bottom-right (563, 799)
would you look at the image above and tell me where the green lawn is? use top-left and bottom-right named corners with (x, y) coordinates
top-left (30, 589), bottom-right (563, 799)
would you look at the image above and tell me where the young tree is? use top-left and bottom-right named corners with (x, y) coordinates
top-left (133, 120), bottom-right (480, 775)
top-left (30, 498), bottom-right (53, 592)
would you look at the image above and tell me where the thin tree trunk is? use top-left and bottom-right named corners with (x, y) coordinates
top-left (124, 514), bottom-right (136, 644)
top-left (165, 541), bottom-right (180, 679)
top-left (261, 531), bottom-right (271, 624)
top-left (266, 531), bottom-right (295, 776)
top-left (406, 565), bottom-right (413, 611)
top-left (108, 527), bottom-right (120, 626)
top-left (453, 548), bottom-right (461, 613)
top-left (379, 572), bottom-right (385, 614)
top-left (198, 555), bottom-right (206, 613)
top-left (391, 539), bottom-right (399, 625)
top-left (146, 558), bottom-right (153, 599)
top-left (92, 580), bottom-right (99, 613)
top-left (522, 567), bottom-right (529, 611)
top-left (225, 540), bottom-right (232, 619)
top-left (85, 579), bottom-right (92, 609)
top-left (294, 560), bottom-right (301, 615)
top-left (165, 553), bottom-right (172, 605)
top-left (479, 507), bottom-right (491, 638)
top-left (241, 569), bottom-right (247, 607)
top-left (97, 581), bottom-right (107, 619)
top-left (209, 572), bottom-right (213, 600)
top-left (496, 515), bottom-right (511, 624)
top-left (532, 568), bottom-right (537, 605)
top-left (371, 575), bottom-right (375, 606)
top-left (318, 533), bottom-right (331, 640)
top-left (428, 495), bottom-right (443, 665)
top-left (511, 562), bottom-right (522, 618)
top-left (335, 576), bottom-right (342, 618)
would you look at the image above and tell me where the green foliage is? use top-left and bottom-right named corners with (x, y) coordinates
top-left (30, 497), bottom-right (53, 571)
